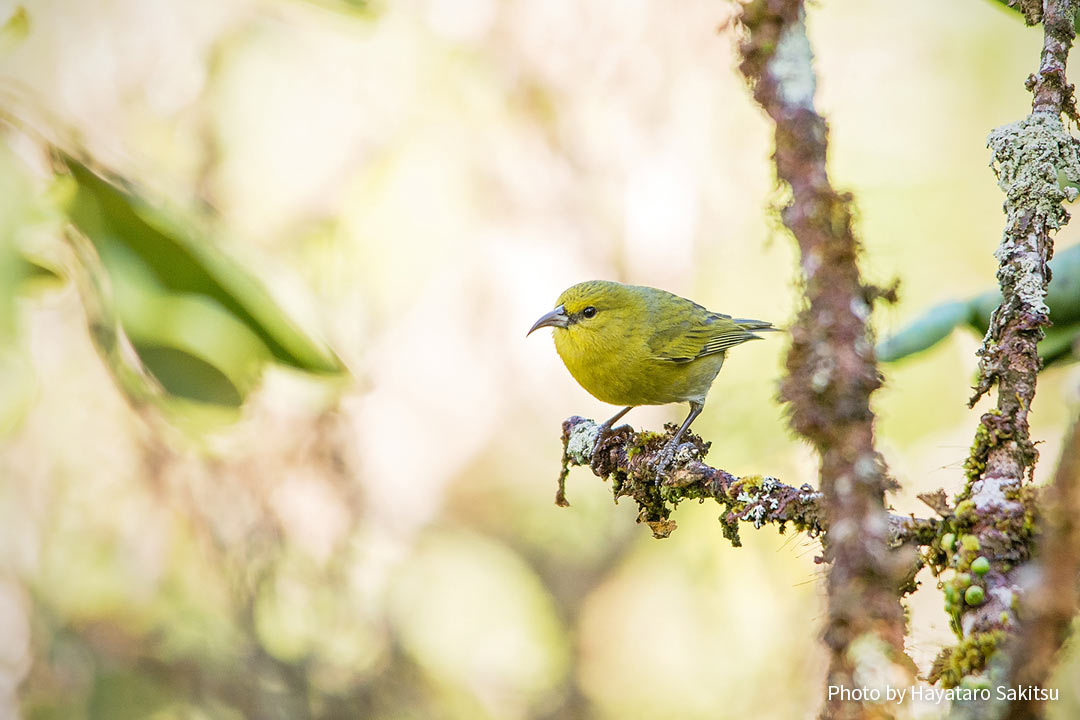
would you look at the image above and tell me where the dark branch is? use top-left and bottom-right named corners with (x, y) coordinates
top-left (735, 2), bottom-right (913, 714)
top-left (1031, 0), bottom-right (1078, 118)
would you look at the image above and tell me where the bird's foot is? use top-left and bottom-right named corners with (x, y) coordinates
top-left (653, 440), bottom-right (678, 480)
top-left (589, 423), bottom-right (633, 474)
top-left (654, 433), bottom-right (705, 480)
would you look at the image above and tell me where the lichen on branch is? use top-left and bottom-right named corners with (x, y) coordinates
top-left (558, 416), bottom-right (824, 543)
top-left (557, 416), bottom-right (938, 554)
top-left (943, 0), bottom-right (1080, 703)
top-left (972, 113), bottom-right (1080, 411)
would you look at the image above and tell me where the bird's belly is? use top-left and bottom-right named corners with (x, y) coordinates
top-left (556, 339), bottom-right (725, 406)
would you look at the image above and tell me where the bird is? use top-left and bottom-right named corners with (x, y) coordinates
top-left (527, 280), bottom-right (776, 473)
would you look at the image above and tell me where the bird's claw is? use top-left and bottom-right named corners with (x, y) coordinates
top-left (588, 447), bottom-right (605, 475)
top-left (653, 441), bottom-right (678, 480)
top-left (589, 423), bottom-right (634, 474)
top-left (589, 425), bottom-right (613, 474)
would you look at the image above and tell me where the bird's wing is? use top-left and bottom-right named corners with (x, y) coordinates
top-left (647, 309), bottom-right (763, 363)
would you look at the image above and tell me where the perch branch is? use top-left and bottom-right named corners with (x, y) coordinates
top-left (559, 416), bottom-right (939, 559)
top-left (735, 2), bottom-right (912, 716)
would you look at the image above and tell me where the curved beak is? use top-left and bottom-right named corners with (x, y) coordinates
top-left (527, 304), bottom-right (570, 336)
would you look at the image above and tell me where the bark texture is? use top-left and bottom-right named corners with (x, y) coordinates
top-left (735, 3), bottom-right (911, 717)
top-left (936, 1), bottom-right (1080, 711)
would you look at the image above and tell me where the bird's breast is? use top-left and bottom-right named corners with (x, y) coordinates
top-left (552, 328), bottom-right (724, 407)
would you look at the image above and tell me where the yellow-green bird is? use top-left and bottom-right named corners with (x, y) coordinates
top-left (528, 280), bottom-right (776, 468)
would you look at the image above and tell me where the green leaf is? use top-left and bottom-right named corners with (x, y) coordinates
top-left (59, 154), bottom-right (346, 409)
top-left (1045, 241), bottom-right (1080, 325)
top-left (877, 301), bottom-right (970, 362)
top-left (878, 244), bottom-right (1080, 367)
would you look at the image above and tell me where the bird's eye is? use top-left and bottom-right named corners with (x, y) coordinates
top-left (582, 306), bottom-right (597, 319)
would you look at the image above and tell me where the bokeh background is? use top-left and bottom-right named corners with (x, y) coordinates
top-left (2, 0), bottom-right (1080, 718)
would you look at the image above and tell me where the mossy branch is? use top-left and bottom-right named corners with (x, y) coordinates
top-left (736, 1), bottom-right (913, 714)
top-left (557, 416), bottom-right (939, 553)
top-left (940, 0), bottom-right (1080, 707)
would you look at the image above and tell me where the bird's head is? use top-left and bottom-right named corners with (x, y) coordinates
top-left (527, 280), bottom-right (635, 338)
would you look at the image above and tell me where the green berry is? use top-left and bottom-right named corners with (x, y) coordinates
top-left (965, 586), bottom-right (986, 606)
top-left (971, 557), bottom-right (990, 575)
top-left (955, 573), bottom-right (972, 589)
top-left (941, 533), bottom-right (956, 552)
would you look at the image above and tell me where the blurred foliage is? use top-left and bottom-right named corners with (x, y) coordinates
top-left (878, 243), bottom-right (1080, 367)
top-left (60, 154), bottom-right (345, 408)
top-left (0, 139), bottom-right (61, 433)
top-left (0, 143), bottom-right (346, 432)
top-left (297, 0), bottom-right (372, 16)
top-left (0, 6), bottom-right (29, 56)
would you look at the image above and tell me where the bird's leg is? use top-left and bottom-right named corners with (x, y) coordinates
top-left (589, 406), bottom-right (634, 471)
top-left (669, 401), bottom-right (703, 447)
top-left (655, 401), bottom-right (703, 477)
top-left (601, 405), bottom-right (634, 434)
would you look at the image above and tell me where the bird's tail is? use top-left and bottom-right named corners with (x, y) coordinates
top-left (733, 318), bottom-right (778, 333)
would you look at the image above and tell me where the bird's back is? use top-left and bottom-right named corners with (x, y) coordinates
top-left (636, 285), bottom-right (773, 363)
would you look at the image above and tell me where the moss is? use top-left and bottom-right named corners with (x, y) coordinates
top-left (963, 412), bottom-right (996, 485)
top-left (734, 474), bottom-right (769, 489)
top-left (659, 483), bottom-right (694, 505)
top-left (961, 409), bottom-right (1009, 494)
top-left (626, 478), bottom-right (675, 540)
top-left (1003, 484), bottom-right (1040, 541)
top-left (719, 513), bottom-right (742, 547)
top-left (610, 472), bottom-right (624, 496)
top-left (929, 630), bottom-right (1006, 688)
top-left (954, 500), bottom-right (977, 527)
